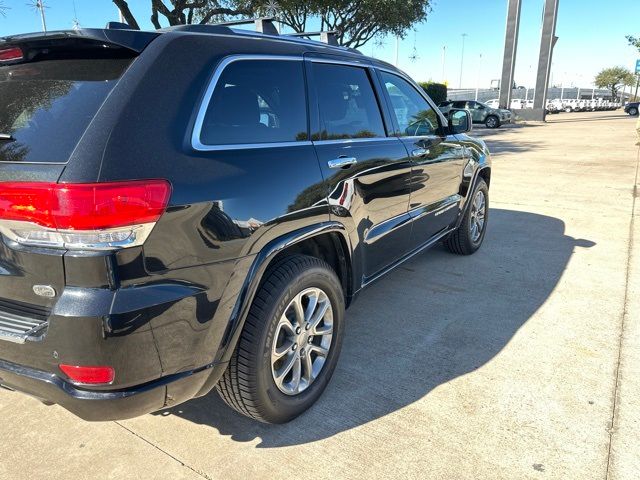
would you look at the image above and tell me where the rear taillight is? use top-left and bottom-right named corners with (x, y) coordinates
top-left (0, 180), bottom-right (171, 250)
top-left (59, 364), bottom-right (115, 385)
top-left (0, 47), bottom-right (23, 62)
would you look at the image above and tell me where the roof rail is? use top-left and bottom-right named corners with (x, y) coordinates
top-left (212, 17), bottom-right (278, 35)
top-left (286, 31), bottom-right (339, 46)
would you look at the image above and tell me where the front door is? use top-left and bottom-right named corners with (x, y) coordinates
top-left (307, 59), bottom-right (412, 281)
top-left (377, 70), bottom-right (465, 249)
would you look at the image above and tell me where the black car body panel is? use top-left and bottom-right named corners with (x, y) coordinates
top-left (0, 26), bottom-right (491, 420)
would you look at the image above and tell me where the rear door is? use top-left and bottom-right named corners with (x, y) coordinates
top-left (376, 70), bottom-right (464, 248)
top-left (0, 49), bottom-right (134, 311)
top-left (307, 58), bottom-right (412, 281)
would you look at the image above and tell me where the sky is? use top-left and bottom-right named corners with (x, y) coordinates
top-left (0, 0), bottom-right (638, 89)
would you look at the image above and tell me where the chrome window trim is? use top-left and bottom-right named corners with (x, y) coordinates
top-left (312, 137), bottom-right (395, 146)
top-left (191, 55), bottom-right (308, 152)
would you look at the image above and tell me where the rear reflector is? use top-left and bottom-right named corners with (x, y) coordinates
top-left (59, 364), bottom-right (115, 385)
top-left (0, 180), bottom-right (171, 250)
top-left (0, 47), bottom-right (23, 62)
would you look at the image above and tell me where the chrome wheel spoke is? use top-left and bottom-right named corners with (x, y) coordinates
top-left (274, 353), bottom-right (297, 386)
top-left (289, 356), bottom-right (302, 393)
top-left (304, 290), bottom-right (319, 323)
top-left (309, 344), bottom-right (329, 357)
top-left (272, 338), bottom-right (295, 360)
top-left (301, 351), bottom-right (313, 383)
top-left (310, 301), bottom-right (330, 333)
top-left (291, 294), bottom-right (305, 325)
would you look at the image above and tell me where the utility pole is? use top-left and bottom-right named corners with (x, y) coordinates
top-left (459, 33), bottom-right (468, 89)
top-left (441, 46), bottom-right (446, 82)
top-left (34, 0), bottom-right (47, 32)
top-left (475, 53), bottom-right (483, 101)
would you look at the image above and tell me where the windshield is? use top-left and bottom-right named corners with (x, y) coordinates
top-left (0, 58), bottom-right (131, 163)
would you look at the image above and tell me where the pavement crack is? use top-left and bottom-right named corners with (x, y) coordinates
top-left (604, 145), bottom-right (640, 480)
top-left (114, 421), bottom-right (213, 480)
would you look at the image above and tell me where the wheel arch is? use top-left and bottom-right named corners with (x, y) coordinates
top-left (215, 221), bottom-right (354, 365)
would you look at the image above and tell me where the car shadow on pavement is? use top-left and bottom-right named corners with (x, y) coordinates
top-left (155, 208), bottom-right (595, 447)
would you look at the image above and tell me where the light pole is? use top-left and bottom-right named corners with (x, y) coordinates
top-left (475, 53), bottom-right (482, 101)
top-left (459, 33), bottom-right (467, 89)
top-left (441, 46), bottom-right (446, 82)
top-left (33, 0), bottom-right (47, 32)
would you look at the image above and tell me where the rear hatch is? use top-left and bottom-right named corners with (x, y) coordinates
top-left (0, 30), bottom-right (156, 335)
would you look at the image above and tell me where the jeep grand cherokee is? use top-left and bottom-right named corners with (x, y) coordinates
top-left (0, 23), bottom-right (491, 423)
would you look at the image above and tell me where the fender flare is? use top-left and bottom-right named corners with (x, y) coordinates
top-left (214, 221), bottom-right (351, 364)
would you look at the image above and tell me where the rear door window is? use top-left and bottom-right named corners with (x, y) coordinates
top-left (0, 58), bottom-right (132, 163)
top-left (311, 63), bottom-right (386, 140)
top-left (198, 59), bottom-right (308, 146)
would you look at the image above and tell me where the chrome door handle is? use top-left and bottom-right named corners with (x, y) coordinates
top-left (412, 148), bottom-right (430, 157)
top-left (327, 157), bottom-right (357, 169)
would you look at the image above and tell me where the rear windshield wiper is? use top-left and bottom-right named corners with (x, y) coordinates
top-left (0, 133), bottom-right (15, 142)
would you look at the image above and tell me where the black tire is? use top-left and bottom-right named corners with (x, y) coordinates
top-left (444, 179), bottom-right (489, 255)
top-left (628, 107), bottom-right (638, 116)
top-left (216, 254), bottom-right (345, 423)
top-left (485, 115), bottom-right (500, 128)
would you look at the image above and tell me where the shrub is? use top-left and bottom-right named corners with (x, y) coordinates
top-left (419, 82), bottom-right (447, 104)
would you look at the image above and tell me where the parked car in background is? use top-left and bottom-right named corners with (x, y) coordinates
top-left (625, 102), bottom-right (639, 116)
top-left (439, 100), bottom-right (511, 128)
top-left (0, 24), bottom-right (492, 423)
top-left (485, 98), bottom-right (500, 109)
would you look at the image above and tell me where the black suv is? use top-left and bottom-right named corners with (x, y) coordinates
top-left (0, 23), bottom-right (491, 423)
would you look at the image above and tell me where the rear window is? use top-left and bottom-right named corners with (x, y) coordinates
top-left (0, 58), bottom-right (131, 163)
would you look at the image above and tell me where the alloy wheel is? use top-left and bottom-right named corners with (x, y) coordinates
top-left (469, 190), bottom-right (486, 243)
top-left (271, 287), bottom-right (334, 395)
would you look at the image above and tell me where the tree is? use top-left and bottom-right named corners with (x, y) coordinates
top-left (626, 35), bottom-right (640, 52)
top-left (112, 0), bottom-right (432, 48)
top-left (594, 67), bottom-right (635, 100)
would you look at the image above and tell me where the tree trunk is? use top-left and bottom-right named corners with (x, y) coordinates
top-left (112, 0), bottom-right (140, 30)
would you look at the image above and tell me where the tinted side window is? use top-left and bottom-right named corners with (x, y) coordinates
top-left (200, 59), bottom-right (307, 146)
top-left (312, 63), bottom-right (385, 140)
top-left (452, 101), bottom-right (466, 109)
top-left (380, 71), bottom-right (440, 137)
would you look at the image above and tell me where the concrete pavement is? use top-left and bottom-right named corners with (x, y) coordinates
top-left (0, 110), bottom-right (638, 480)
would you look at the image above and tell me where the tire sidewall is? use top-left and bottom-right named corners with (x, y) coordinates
top-left (254, 264), bottom-right (345, 422)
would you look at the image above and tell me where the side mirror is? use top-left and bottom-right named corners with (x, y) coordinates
top-left (448, 108), bottom-right (472, 134)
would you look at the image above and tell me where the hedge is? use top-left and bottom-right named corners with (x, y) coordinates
top-left (419, 82), bottom-right (447, 104)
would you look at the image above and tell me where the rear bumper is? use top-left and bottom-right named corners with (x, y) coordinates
top-left (0, 357), bottom-right (227, 421)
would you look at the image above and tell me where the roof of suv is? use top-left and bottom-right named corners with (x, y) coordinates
top-left (0, 23), bottom-right (395, 69)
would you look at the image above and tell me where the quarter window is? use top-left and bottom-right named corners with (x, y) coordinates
top-left (381, 71), bottom-right (440, 137)
top-left (312, 63), bottom-right (386, 140)
top-left (199, 59), bottom-right (308, 146)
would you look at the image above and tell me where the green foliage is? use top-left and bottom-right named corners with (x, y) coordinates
top-left (626, 35), bottom-right (640, 52)
top-left (419, 82), bottom-right (447, 104)
top-left (113, 0), bottom-right (432, 48)
top-left (594, 66), bottom-right (636, 99)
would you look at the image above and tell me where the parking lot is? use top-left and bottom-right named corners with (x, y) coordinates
top-left (0, 110), bottom-right (638, 480)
